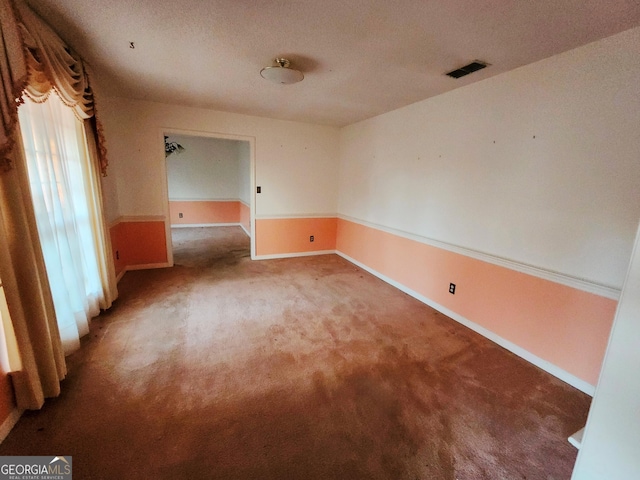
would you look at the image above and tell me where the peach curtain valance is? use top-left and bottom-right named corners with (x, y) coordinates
top-left (18, 2), bottom-right (94, 117)
top-left (0, 0), bottom-right (107, 175)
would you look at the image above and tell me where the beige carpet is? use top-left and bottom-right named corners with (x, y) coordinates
top-left (0, 226), bottom-right (590, 479)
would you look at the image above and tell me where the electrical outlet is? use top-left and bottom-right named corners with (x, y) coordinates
top-left (310, 235), bottom-right (314, 242)
top-left (116, 250), bottom-right (120, 260)
top-left (178, 212), bottom-right (183, 218)
top-left (257, 186), bottom-right (261, 193)
top-left (449, 283), bottom-right (456, 294)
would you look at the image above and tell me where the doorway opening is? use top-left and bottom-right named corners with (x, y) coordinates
top-left (161, 130), bottom-right (255, 266)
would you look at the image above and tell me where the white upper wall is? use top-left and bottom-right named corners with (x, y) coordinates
top-left (237, 140), bottom-right (251, 206)
top-left (338, 27), bottom-right (640, 290)
top-left (165, 135), bottom-right (242, 200)
top-left (99, 161), bottom-right (120, 224)
top-left (98, 99), bottom-right (340, 218)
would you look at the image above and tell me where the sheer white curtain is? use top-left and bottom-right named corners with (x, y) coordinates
top-left (17, 92), bottom-right (106, 354)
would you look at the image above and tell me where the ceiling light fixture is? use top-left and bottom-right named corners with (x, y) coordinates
top-left (260, 58), bottom-right (304, 84)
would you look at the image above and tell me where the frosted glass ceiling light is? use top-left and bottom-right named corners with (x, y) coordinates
top-left (260, 58), bottom-right (304, 84)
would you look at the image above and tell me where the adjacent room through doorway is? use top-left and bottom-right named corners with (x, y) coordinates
top-left (163, 133), bottom-right (253, 265)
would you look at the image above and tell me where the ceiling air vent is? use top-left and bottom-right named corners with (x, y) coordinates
top-left (446, 61), bottom-right (489, 79)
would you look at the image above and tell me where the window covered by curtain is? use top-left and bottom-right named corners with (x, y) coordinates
top-left (0, 0), bottom-right (116, 409)
top-left (18, 92), bottom-right (107, 354)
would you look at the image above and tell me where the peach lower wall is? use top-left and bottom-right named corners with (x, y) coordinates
top-left (336, 218), bottom-right (616, 387)
top-left (110, 220), bottom-right (168, 277)
top-left (109, 222), bottom-right (127, 277)
top-left (255, 217), bottom-right (337, 256)
top-left (240, 202), bottom-right (250, 235)
top-left (169, 201), bottom-right (240, 225)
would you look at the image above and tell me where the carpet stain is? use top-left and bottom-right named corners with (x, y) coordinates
top-left (0, 226), bottom-right (590, 480)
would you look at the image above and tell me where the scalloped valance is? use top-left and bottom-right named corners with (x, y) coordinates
top-left (0, 0), bottom-right (108, 175)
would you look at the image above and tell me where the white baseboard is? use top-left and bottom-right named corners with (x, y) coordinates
top-left (0, 408), bottom-right (23, 444)
top-left (569, 427), bottom-right (585, 449)
top-left (115, 262), bottom-right (172, 282)
top-left (169, 198), bottom-right (241, 202)
top-left (171, 223), bottom-right (241, 228)
top-left (171, 223), bottom-right (250, 236)
top-left (116, 269), bottom-right (126, 283)
top-left (125, 262), bottom-right (172, 271)
top-left (335, 251), bottom-right (596, 396)
top-left (253, 250), bottom-right (336, 260)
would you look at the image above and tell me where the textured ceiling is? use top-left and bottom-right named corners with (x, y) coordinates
top-left (25, 0), bottom-right (640, 127)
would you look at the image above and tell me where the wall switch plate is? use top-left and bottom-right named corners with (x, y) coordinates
top-left (178, 212), bottom-right (183, 218)
top-left (449, 283), bottom-right (456, 294)
top-left (257, 186), bottom-right (261, 193)
top-left (310, 235), bottom-right (314, 242)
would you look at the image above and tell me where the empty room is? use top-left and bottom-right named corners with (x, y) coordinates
top-left (0, 0), bottom-right (639, 479)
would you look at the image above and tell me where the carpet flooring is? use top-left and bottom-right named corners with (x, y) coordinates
top-left (0, 226), bottom-right (590, 479)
